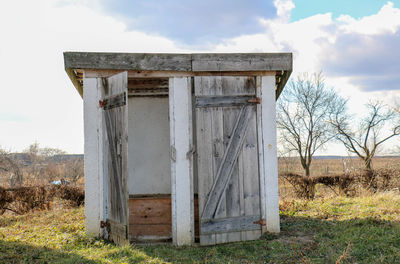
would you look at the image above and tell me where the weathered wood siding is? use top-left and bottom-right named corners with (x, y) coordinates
top-left (101, 72), bottom-right (129, 246)
top-left (195, 76), bottom-right (262, 245)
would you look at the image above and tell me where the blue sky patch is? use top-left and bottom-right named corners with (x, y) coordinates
top-left (291, 0), bottom-right (398, 21)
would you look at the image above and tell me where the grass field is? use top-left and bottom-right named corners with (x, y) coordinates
top-left (1, 191), bottom-right (399, 263)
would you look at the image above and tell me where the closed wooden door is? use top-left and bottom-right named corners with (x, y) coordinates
top-left (100, 72), bottom-right (129, 246)
top-left (195, 76), bottom-right (263, 245)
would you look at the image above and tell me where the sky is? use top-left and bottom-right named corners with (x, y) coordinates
top-left (0, 0), bottom-right (399, 155)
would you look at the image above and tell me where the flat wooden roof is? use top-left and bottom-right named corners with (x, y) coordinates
top-left (64, 52), bottom-right (292, 98)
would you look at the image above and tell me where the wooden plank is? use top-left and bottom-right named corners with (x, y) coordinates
top-left (128, 196), bottom-right (199, 241)
top-left (128, 78), bottom-right (169, 89)
top-left (195, 77), bottom-right (216, 245)
top-left (169, 77), bottom-right (194, 246)
top-left (67, 68), bottom-right (83, 97)
top-left (108, 219), bottom-right (129, 246)
top-left (195, 95), bottom-right (257, 108)
top-left (223, 77), bottom-right (247, 243)
top-left (83, 77), bottom-right (103, 236)
top-left (201, 105), bottom-right (254, 219)
top-left (256, 76), bottom-right (267, 235)
top-left (276, 70), bottom-right (292, 99)
top-left (84, 69), bottom-right (276, 78)
top-left (261, 76), bottom-right (280, 233)
top-left (130, 224), bottom-right (171, 240)
top-left (102, 91), bottom-right (126, 110)
top-left (192, 53), bottom-right (292, 72)
top-left (64, 52), bottom-right (192, 71)
top-left (65, 52), bottom-right (292, 72)
top-left (242, 99), bottom-right (262, 240)
top-left (101, 72), bottom-right (129, 246)
top-left (129, 198), bottom-right (171, 225)
top-left (209, 76), bottom-right (228, 244)
top-left (201, 215), bottom-right (261, 234)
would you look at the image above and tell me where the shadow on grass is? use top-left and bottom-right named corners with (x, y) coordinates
top-left (138, 216), bottom-right (400, 264)
top-left (0, 239), bottom-right (96, 264)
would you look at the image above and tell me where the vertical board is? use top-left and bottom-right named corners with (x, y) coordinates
top-left (261, 75), bottom-right (280, 233)
top-left (169, 77), bottom-right (194, 246)
top-left (83, 77), bottom-right (104, 236)
top-left (195, 76), bottom-right (262, 245)
top-left (101, 71), bottom-right (129, 246)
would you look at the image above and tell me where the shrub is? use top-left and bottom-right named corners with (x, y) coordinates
top-left (0, 185), bottom-right (84, 215)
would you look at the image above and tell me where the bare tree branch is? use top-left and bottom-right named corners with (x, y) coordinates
top-left (277, 72), bottom-right (346, 177)
top-left (331, 101), bottom-right (400, 170)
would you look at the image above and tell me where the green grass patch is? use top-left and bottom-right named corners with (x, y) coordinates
top-left (0, 192), bottom-right (399, 263)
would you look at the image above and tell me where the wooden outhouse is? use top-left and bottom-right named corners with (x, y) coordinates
top-left (64, 52), bottom-right (292, 246)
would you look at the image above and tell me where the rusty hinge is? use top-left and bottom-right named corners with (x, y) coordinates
top-left (99, 100), bottom-right (107, 108)
top-left (254, 218), bottom-right (266, 226)
top-left (100, 220), bottom-right (110, 232)
top-left (247, 97), bottom-right (261, 104)
top-left (99, 92), bottom-right (126, 110)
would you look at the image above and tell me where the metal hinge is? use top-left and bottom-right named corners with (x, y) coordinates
top-left (99, 92), bottom-right (126, 110)
top-left (253, 218), bottom-right (266, 226)
top-left (247, 97), bottom-right (261, 104)
top-left (100, 220), bottom-right (111, 232)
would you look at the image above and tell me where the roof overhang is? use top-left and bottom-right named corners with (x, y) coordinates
top-left (64, 52), bottom-right (292, 99)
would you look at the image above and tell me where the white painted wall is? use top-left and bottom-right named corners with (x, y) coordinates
top-left (260, 75), bottom-right (280, 233)
top-left (169, 77), bottom-right (194, 246)
top-left (83, 77), bottom-right (104, 237)
top-left (127, 97), bottom-right (171, 195)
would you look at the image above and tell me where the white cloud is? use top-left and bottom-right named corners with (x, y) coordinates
top-left (337, 2), bottom-right (400, 35)
top-left (0, 0), bottom-right (186, 153)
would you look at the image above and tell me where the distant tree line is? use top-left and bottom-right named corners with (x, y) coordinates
top-left (0, 143), bottom-right (83, 187)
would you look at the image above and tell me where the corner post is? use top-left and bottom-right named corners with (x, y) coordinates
top-left (83, 75), bottom-right (104, 237)
top-left (260, 75), bottom-right (280, 233)
top-left (169, 77), bottom-right (194, 246)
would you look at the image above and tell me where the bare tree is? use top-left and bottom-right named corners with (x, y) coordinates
top-left (330, 101), bottom-right (400, 170)
top-left (277, 72), bottom-right (346, 177)
top-left (0, 148), bottom-right (23, 186)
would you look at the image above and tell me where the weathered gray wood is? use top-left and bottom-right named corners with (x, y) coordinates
top-left (195, 76), bottom-right (263, 245)
top-left (192, 53), bottom-right (292, 72)
top-left (195, 95), bottom-right (257, 108)
top-left (195, 77), bottom-right (216, 245)
top-left (276, 70), bottom-right (291, 99)
top-left (201, 105), bottom-right (254, 219)
top-left (209, 77), bottom-right (228, 244)
top-left (201, 215), bottom-right (261, 234)
top-left (108, 219), bottom-right (129, 246)
top-left (65, 52), bottom-right (292, 72)
top-left (223, 77), bottom-right (249, 243)
top-left (101, 72), bottom-right (129, 246)
top-left (85, 69), bottom-right (277, 78)
top-left (256, 76), bottom-right (267, 235)
top-left (242, 103), bottom-right (262, 240)
top-left (68, 53), bottom-right (292, 100)
top-left (64, 52), bottom-right (192, 71)
top-left (102, 92), bottom-right (126, 110)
